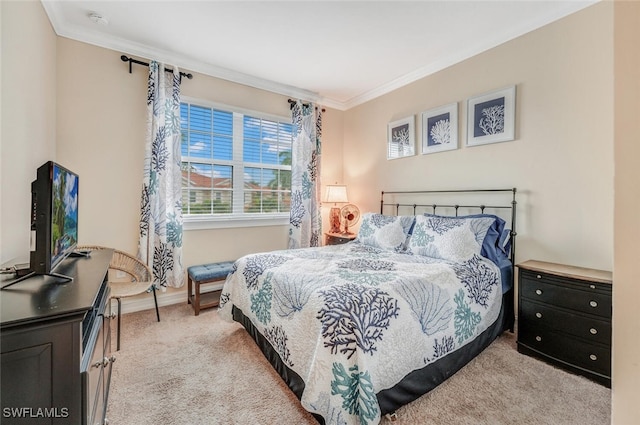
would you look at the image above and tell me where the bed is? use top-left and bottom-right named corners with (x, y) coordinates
top-left (218, 188), bottom-right (517, 425)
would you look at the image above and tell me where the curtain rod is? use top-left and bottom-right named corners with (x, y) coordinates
top-left (288, 98), bottom-right (325, 112)
top-left (120, 55), bottom-right (193, 80)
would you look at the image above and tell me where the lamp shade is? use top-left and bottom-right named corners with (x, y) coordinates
top-left (325, 185), bottom-right (348, 203)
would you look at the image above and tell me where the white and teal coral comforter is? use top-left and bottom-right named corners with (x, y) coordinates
top-left (218, 242), bottom-right (503, 425)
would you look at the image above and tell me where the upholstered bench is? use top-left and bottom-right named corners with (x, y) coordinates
top-left (187, 261), bottom-right (234, 316)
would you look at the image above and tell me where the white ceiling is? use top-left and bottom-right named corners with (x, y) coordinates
top-left (42, 0), bottom-right (597, 110)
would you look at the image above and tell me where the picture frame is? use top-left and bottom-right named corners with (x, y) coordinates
top-left (387, 116), bottom-right (415, 159)
top-left (421, 102), bottom-right (458, 155)
top-left (466, 85), bottom-right (516, 147)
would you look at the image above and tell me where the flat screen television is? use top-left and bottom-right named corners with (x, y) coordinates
top-left (33, 161), bottom-right (79, 274)
top-left (1, 161), bottom-right (79, 289)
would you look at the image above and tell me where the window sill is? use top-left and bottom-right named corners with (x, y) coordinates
top-left (183, 214), bottom-right (290, 230)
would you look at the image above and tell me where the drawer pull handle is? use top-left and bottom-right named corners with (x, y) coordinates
top-left (535, 289), bottom-right (543, 296)
top-left (590, 284), bottom-right (596, 289)
top-left (590, 354), bottom-right (598, 361)
top-left (535, 336), bottom-right (542, 342)
top-left (589, 300), bottom-right (598, 308)
top-left (536, 274), bottom-right (542, 279)
top-left (109, 355), bottom-right (117, 363)
top-left (590, 328), bottom-right (598, 335)
top-left (535, 312), bottom-right (543, 319)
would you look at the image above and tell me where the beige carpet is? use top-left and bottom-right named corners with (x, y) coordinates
top-left (106, 303), bottom-right (611, 425)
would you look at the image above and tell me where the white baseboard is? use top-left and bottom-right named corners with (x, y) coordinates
top-left (114, 286), bottom-right (221, 315)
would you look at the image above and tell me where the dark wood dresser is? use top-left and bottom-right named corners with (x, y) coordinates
top-left (517, 260), bottom-right (612, 387)
top-left (1, 249), bottom-right (115, 424)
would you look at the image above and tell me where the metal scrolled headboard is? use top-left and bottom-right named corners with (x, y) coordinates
top-left (380, 188), bottom-right (517, 265)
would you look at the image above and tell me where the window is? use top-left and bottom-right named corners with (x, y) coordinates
top-left (180, 99), bottom-right (293, 228)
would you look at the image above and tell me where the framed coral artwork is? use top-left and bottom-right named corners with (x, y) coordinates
top-left (421, 102), bottom-right (458, 155)
top-left (467, 85), bottom-right (516, 147)
top-left (387, 116), bottom-right (415, 159)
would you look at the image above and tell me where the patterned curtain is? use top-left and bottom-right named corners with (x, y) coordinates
top-left (288, 101), bottom-right (322, 249)
top-left (138, 61), bottom-right (184, 288)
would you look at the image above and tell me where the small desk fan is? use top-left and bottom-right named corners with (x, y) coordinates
top-left (340, 204), bottom-right (360, 235)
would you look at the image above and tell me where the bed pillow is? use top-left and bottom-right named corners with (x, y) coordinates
top-left (424, 213), bottom-right (511, 261)
top-left (356, 213), bottom-right (415, 252)
top-left (407, 214), bottom-right (500, 262)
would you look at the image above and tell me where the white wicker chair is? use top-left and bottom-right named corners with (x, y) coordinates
top-left (78, 246), bottom-right (159, 350)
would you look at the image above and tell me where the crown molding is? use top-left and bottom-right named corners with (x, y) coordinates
top-left (339, 1), bottom-right (597, 110)
top-left (42, 0), bottom-right (597, 113)
top-left (42, 2), bottom-right (322, 106)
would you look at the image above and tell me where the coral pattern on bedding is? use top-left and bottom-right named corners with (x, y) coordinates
top-left (407, 214), bottom-right (497, 262)
top-left (356, 213), bottom-right (415, 252)
top-left (218, 242), bottom-right (503, 425)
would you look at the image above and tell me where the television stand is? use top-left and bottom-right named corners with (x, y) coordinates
top-left (0, 271), bottom-right (73, 290)
top-left (1, 249), bottom-right (115, 425)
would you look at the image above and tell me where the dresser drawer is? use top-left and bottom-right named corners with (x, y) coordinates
top-left (519, 298), bottom-right (611, 346)
top-left (83, 314), bottom-right (104, 425)
top-left (520, 270), bottom-right (611, 318)
top-left (519, 323), bottom-right (610, 377)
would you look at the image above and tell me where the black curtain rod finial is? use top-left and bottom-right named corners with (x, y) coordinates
top-left (288, 98), bottom-right (325, 113)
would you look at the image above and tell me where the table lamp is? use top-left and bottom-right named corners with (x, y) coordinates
top-left (325, 185), bottom-right (348, 234)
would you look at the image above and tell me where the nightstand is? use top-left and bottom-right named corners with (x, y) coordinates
top-left (516, 260), bottom-right (612, 387)
top-left (325, 232), bottom-right (356, 245)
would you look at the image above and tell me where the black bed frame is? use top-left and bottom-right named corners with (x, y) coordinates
top-left (381, 188), bottom-right (518, 331)
top-left (233, 188), bottom-right (518, 424)
top-left (380, 188), bottom-right (517, 266)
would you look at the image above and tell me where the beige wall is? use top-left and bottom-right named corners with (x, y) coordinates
top-left (1, 0), bottom-right (57, 263)
top-left (343, 3), bottom-right (614, 273)
top-left (612, 1), bottom-right (640, 423)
